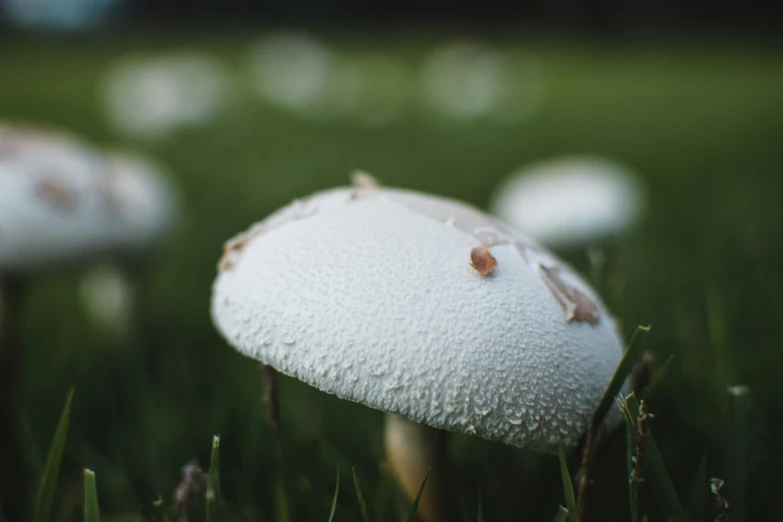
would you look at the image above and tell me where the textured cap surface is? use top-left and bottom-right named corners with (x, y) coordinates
top-left (211, 185), bottom-right (625, 452)
top-left (0, 125), bottom-right (176, 272)
top-left (489, 157), bottom-right (644, 247)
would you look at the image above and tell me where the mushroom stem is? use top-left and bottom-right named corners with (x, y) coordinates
top-left (384, 414), bottom-right (450, 522)
top-left (261, 363), bottom-right (280, 428)
top-left (0, 276), bottom-right (26, 402)
top-left (575, 421), bottom-right (596, 522)
top-left (0, 275), bottom-right (28, 521)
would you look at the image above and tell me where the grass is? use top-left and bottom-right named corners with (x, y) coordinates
top-left (0, 29), bottom-right (782, 521)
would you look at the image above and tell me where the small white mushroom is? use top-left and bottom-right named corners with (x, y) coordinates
top-left (103, 53), bottom-right (231, 140)
top-left (211, 179), bottom-right (626, 521)
top-left (0, 133), bottom-right (176, 271)
top-left (0, 123), bottom-right (176, 405)
top-left (489, 157), bottom-right (645, 248)
top-left (0, 0), bottom-right (119, 31)
top-left (0, 125), bottom-right (178, 517)
top-left (78, 263), bottom-right (134, 339)
top-left (247, 33), bottom-right (338, 119)
top-left (419, 43), bottom-right (543, 123)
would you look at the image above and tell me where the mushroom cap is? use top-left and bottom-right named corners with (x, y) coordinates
top-left (248, 33), bottom-right (337, 117)
top-left (489, 157), bottom-right (644, 248)
top-left (211, 184), bottom-right (626, 452)
top-left (103, 53), bottom-right (230, 139)
top-left (0, 125), bottom-right (176, 273)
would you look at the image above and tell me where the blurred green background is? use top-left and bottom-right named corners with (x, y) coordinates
top-left (1, 29), bottom-right (783, 521)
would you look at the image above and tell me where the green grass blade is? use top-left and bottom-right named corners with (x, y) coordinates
top-left (206, 435), bottom-right (221, 522)
top-left (591, 325), bottom-right (652, 427)
top-left (274, 472), bottom-right (290, 522)
top-left (351, 468), bottom-right (372, 522)
top-left (404, 469), bottom-right (429, 522)
top-left (625, 394), bottom-right (686, 521)
top-left (557, 445), bottom-right (577, 522)
top-left (727, 385), bottom-right (750, 522)
top-left (640, 355), bottom-right (675, 400)
top-left (552, 506), bottom-right (569, 522)
top-left (687, 452), bottom-right (707, 522)
top-left (476, 490), bottom-right (483, 522)
top-left (32, 387), bottom-right (74, 522)
top-left (619, 397), bottom-right (638, 522)
top-left (83, 469), bottom-right (99, 522)
top-left (327, 466), bottom-right (340, 522)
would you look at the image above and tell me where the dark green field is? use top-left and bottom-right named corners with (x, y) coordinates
top-left (1, 31), bottom-right (783, 521)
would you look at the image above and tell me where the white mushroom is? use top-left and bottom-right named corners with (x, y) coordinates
top-left (79, 263), bottom-right (134, 339)
top-left (419, 43), bottom-right (543, 123)
top-left (211, 178), bottom-right (626, 520)
top-left (0, 124), bottom-right (177, 459)
top-left (0, 0), bottom-right (119, 31)
top-left (489, 157), bottom-right (645, 248)
top-left (0, 136), bottom-right (175, 271)
top-left (247, 33), bottom-right (338, 119)
top-left (103, 53), bottom-right (231, 140)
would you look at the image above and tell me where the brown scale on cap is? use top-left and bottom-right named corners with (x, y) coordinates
top-left (539, 264), bottom-right (599, 324)
top-left (470, 246), bottom-right (498, 276)
top-left (351, 170), bottom-right (380, 189)
top-left (35, 177), bottom-right (77, 212)
top-left (218, 232), bottom-right (252, 271)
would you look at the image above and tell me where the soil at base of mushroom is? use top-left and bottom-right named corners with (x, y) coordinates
top-left (0, 276), bottom-right (28, 521)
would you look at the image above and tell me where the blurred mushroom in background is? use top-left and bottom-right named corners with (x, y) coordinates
top-left (489, 157), bottom-right (645, 249)
top-left (102, 52), bottom-right (233, 140)
top-left (211, 176), bottom-right (627, 522)
top-left (247, 32), bottom-right (339, 120)
top-left (420, 42), bottom-right (544, 123)
top-left (0, 123), bottom-right (177, 515)
top-left (0, 0), bottom-right (122, 31)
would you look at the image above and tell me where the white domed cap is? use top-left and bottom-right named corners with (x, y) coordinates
top-left (102, 52), bottom-right (231, 140)
top-left (248, 33), bottom-right (337, 118)
top-left (489, 157), bottom-right (645, 248)
top-left (211, 183), bottom-right (626, 452)
top-left (0, 126), bottom-right (177, 273)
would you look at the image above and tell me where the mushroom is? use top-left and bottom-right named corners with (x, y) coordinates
top-left (0, 124), bottom-right (176, 516)
top-left (1, 0), bottom-right (120, 31)
top-left (211, 179), bottom-right (626, 521)
top-left (247, 32), bottom-right (338, 119)
top-left (489, 156), bottom-right (645, 249)
top-left (419, 42), bottom-right (543, 124)
top-left (103, 52), bottom-right (231, 140)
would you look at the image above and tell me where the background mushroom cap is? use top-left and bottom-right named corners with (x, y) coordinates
top-left (211, 185), bottom-right (626, 452)
top-left (0, 125), bottom-right (177, 273)
top-left (489, 157), bottom-right (644, 248)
